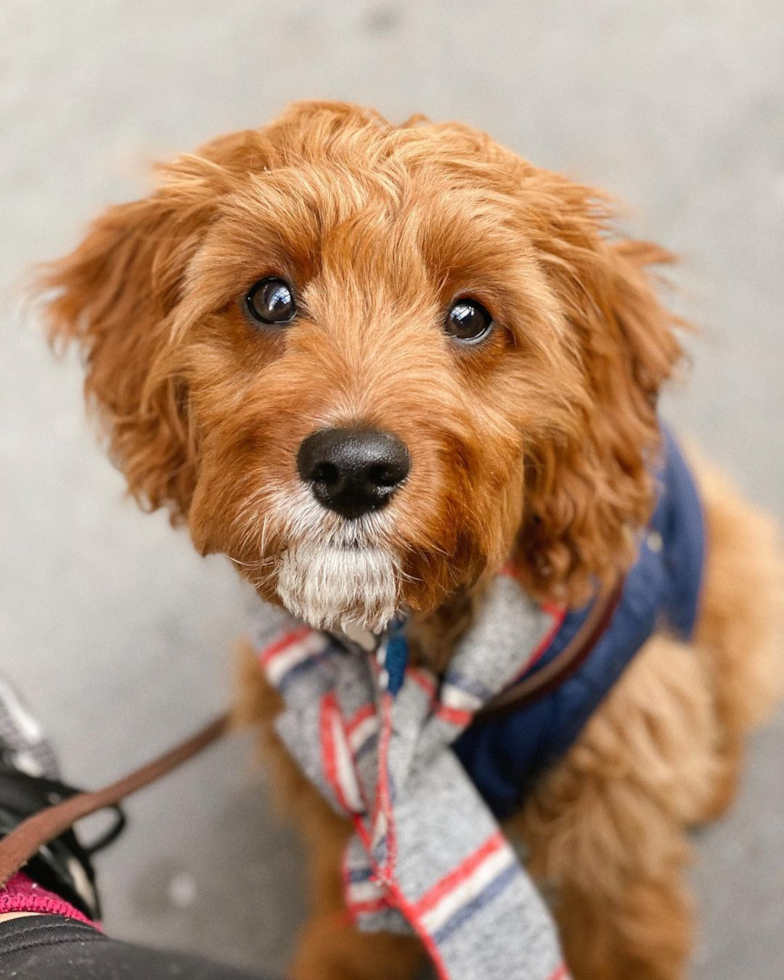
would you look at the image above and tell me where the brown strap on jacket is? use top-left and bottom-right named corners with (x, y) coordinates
top-left (0, 713), bottom-right (230, 889)
top-left (476, 578), bottom-right (625, 719)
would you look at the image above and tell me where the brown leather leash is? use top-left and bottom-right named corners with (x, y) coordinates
top-left (0, 582), bottom-right (624, 889)
top-left (0, 712), bottom-right (230, 889)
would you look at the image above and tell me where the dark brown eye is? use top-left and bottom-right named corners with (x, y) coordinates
top-left (245, 277), bottom-right (297, 325)
top-left (445, 298), bottom-right (493, 343)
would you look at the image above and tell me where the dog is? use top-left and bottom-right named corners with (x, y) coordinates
top-left (38, 101), bottom-right (784, 979)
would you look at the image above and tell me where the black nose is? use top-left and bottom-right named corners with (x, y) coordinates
top-left (297, 427), bottom-right (411, 520)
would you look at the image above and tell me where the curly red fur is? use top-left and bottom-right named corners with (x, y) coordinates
top-left (38, 101), bottom-right (685, 611)
top-left (35, 102), bottom-right (783, 979)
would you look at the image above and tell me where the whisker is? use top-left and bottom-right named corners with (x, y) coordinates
top-left (225, 554), bottom-right (257, 568)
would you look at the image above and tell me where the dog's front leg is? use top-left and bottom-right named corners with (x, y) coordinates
top-left (290, 823), bottom-right (425, 980)
top-left (521, 781), bottom-right (694, 980)
top-left (283, 788), bottom-right (426, 980)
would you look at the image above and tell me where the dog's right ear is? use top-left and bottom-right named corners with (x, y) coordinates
top-left (35, 165), bottom-right (218, 522)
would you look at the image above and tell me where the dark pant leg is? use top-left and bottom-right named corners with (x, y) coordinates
top-left (0, 916), bottom-right (277, 980)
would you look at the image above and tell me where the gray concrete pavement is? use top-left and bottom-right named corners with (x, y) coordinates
top-left (1, 1), bottom-right (783, 976)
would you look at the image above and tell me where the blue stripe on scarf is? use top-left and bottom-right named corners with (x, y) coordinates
top-left (354, 731), bottom-right (379, 761)
top-left (277, 655), bottom-right (322, 694)
top-left (277, 638), bottom-right (343, 693)
top-left (347, 866), bottom-right (375, 884)
top-left (431, 862), bottom-right (518, 947)
top-left (442, 670), bottom-right (493, 701)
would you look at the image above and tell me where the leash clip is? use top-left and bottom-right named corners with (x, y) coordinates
top-left (377, 613), bottom-right (409, 696)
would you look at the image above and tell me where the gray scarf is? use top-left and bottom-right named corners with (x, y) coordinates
top-left (254, 574), bottom-right (569, 980)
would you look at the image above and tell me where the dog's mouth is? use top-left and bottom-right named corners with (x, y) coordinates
top-left (275, 540), bottom-right (400, 633)
top-left (251, 478), bottom-right (405, 632)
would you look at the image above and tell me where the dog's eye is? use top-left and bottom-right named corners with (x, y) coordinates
top-left (445, 298), bottom-right (493, 343)
top-left (245, 277), bottom-right (297, 325)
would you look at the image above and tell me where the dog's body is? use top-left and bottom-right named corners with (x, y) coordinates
top-left (39, 102), bottom-right (783, 979)
top-left (237, 451), bottom-right (783, 980)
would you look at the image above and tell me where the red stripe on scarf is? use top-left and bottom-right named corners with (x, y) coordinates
top-left (348, 898), bottom-right (390, 916)
top-left (512, 605), bottom-right (568, 679)
top-left (259, 625), bottom-right (312, 665)
top-left (369, 692), bottom-right (398, 884)
top-left (320, 692), bottom-right (355, 814)
top-left (346, 703), bottom-right (376, 736)
top-left (412, 831), bottom-right (506, 917)
top-left (434, 703), bottom-right (474, 727)
top-left (408, 669), bottom-right (437, 698)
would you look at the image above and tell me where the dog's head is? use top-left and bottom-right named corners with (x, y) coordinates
top-left (39, 101), bottom-right (683, 631)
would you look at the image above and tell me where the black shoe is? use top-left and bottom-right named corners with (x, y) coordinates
top-left (0, 678), bottom-right (124, 920)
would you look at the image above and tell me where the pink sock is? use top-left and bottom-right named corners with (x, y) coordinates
top-left (0, 873), bottom-right (98, 928)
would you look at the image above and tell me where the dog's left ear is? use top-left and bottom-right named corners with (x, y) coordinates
top-left (33, 135), bottom-right (265, 522)
top-left (514, 185), bottom-right (685, 604)
top-left (35, 181), bottom-right (210, 522)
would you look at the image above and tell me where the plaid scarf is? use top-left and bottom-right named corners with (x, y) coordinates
top-left (254, 574), bottom-right (570, 980)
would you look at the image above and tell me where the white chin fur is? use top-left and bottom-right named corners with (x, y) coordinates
top-left (275, 543), bottom-right (399, 632)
